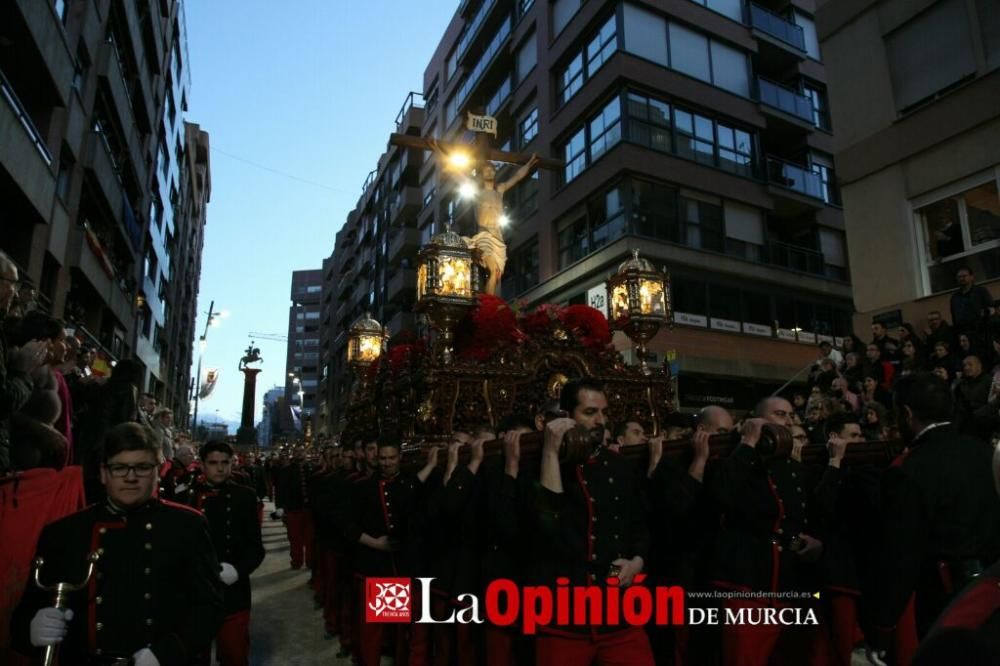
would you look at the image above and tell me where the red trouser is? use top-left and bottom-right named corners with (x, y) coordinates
top-left (485, 625), bottom-right (515, 666)
top-left (825, 593), bottom-right (863, 666)
top-left (357, 579), bottom-right (429, 666)
top-left (536, 626), bottom-right (655, 666)
top-left (284, 509), bottom-right (314, 568)
top-left (314, 542), bottom-right (328, 597)
top-left (430, 595), bottom-right (476, 666)
top-left (721, 598), bottom-right (832, 666)
top-left (216, 610), bottom-right (251, 666)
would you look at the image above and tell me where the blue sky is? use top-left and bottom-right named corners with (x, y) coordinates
top-left (184, 1), bottom-right (454, 428)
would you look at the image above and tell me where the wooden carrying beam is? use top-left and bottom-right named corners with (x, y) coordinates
top-left (400, 431), bottom-right (905, 470)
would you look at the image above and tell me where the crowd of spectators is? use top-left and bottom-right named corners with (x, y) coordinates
top-left (799, 286), bottom-right (1000, 448)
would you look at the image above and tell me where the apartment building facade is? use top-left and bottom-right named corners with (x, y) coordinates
top-left (319, 0), bottom-right (854, 429)
top-left (0, 0), bottom-right (208, 420)
top-left (285, 269), bottom-right (324, 436)
top-left (816, 0), bottom-right (999, 329)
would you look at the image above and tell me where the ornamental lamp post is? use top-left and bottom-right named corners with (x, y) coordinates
top-left (415, 226), bottom-right (481, 363)
top-left (606, 249), bottom-right (672, 375)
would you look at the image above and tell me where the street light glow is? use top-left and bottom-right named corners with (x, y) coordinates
top-left (447, 150), bottom-right (472, 170)
top-left (499, 214), bottom-right (511, 227)
top-left (458, 180), bottom-right (477, 199)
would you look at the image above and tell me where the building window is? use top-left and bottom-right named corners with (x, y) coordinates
top-left (516, 32), bottom-right (537, 82)
top-left (558, 14), bottom-right (618, 106)
top-left (688, 0), bottom-right (742, 22)
top-left (54, 0), bottom-right (67, 23)
top-left (558, 53), bottom-right (584, 105)
top-left (552, 0), bottom-right (583, 36)
top-left (631, 179), bottom-right (680, 242)
top-left (563, 127), bottom-right (587, 183)
top-left (519, 107), bottom-right (539, 146)
top-left (502, 237), bottom-right (539, 299)
top-left (625, 92), bottom-right (671, 153)
top-left (673, 276), bottom-right (708, 316)
top-left (803, 84), bottom-right (831, 131)
top-left (588, 99), bottom-right (622, 162)
top-left (56, 149), bottom-right (74, 202)
top-left (558, 217), bottom-right (589, 268)
top-left (809, 152), bottom-right (838, 205)
top-left (586, 15), bottom-right (618, 74)
top-left (917, 176), bottom-right (1000, 293)
top-left (669, 22), bottom-right (711, 83)
top-left (509, 171), bottom-right (539, 221)
top-left (674, 109), bottom-right (715, 166)
top-left (589, 184), bottom-right (627, 250)
top-left (885, 0), bottom-right (976, 112)
top-left (716, 123), bottom-right (754, 177)
top-left (681, 191), bottom-right (724, 252)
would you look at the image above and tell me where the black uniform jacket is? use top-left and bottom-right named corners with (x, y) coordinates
top-left (707, 444), bottom-right (820, 594)
top-left (276, 461), bottom-right (312, 510)
top-left (191, 479), bottom-right (265, 614)
top-left (348, 472), bottom-right (428, 577)
top-left (872, 424), bottom-right (1000, 633)
top-left (12, 498), bottom-right (224, 665)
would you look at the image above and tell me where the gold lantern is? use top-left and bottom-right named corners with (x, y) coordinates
top-left (347, 312), bottom-right (386, 373)
top-left (415, 227), bottom-right (481, 362)
top-left (606, 249), bottom-right (671, 374)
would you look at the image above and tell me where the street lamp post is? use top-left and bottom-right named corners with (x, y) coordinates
top-left (191, 300), bottom-right (226, 434)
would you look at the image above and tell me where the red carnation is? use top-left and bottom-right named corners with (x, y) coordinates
top-left (559, 304), bottom-right (612, 350)
top-left (455, 294), bottom-right (525, 361)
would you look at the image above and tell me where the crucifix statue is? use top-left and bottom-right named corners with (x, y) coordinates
top-left (390, 112), bottom-right (563, 296)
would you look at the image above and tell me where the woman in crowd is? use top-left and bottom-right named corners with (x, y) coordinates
top-left (900, 339), bottom-right (924, 376)
top-left (861, 401), bottom-right (888, 441)
top-left (861, 374), bottom-right (893, 411)
top-left (842, 352), bottom-right (864, 392)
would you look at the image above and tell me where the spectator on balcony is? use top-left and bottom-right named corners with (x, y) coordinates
top-left (863, 344), bottom-right (896, 392)
top-left (6, 314), bottom-right (67, 440)
top-left (840, 335), bottom-right (865, 360)
top-left (831, 376), bottom-right (860, 414)
top-left (153, 407), bottom-right (175, 461)
top-left (897, 323), bottom-right (925, 354)
top-left (954, 356), bottom-right (992, 438)
top-left (870, 322), bottom-right (897, 355)
top-left (861, 375), bottom-right (893, 412)
top-left (861, 402), bottom-right (888, 441)
top-left (924, 310), bottom-right (954, 352)
top-left (0, 251), bottom-right (48, 474)
top-left (811, 358), bottom-right (839, 394)
top-left (818, 340), bottom-right (844, 366)
top-left (930, 340), bottom-right (959, 376)
top-left (842, 352), bottom-right (864, 392)
top-left (950, 267), bottom-right (993, 345)
top-left (899, 339), bottom-right (925, 378)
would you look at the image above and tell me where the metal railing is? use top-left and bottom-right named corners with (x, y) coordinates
top-left (746, 3), bottom-right (806, 51)
top-left (455, 14), bottom-right (511, 110)
top-left (0, 68), bottom-right (52, 165)
top-left (765, 241), bottom-right (825, 275)
top-left (394, 91), bottom-right (425, 132)
top-left (766, 156), bottom-right (825, 200)
top-left (756, 77), bottom-right (813, 123)
top-left (457, 0), bottom-right (498, 63)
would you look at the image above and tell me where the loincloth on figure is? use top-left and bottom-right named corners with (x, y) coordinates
top-left (465, 231), bottom-right (507, 271)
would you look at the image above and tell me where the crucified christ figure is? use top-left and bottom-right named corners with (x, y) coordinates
top-left (429, 139), bottom-right (540, 296)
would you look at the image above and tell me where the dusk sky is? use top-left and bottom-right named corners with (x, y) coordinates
top-left (184, 2), bottom-right (454, 427)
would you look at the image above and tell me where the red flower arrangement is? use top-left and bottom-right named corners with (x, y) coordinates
top-left (454, 294), bottom-right (527, 361)
top-left (386, 340), bottom-right (429, 376)
top-left (558, 304), bottom-right (613, 350)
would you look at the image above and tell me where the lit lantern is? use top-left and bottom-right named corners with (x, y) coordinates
top-left (606, 249), bottom-right (672, 374)
top-left (347, 312), bottom-right (386, 372)
top-left (415, 227), bottom-right (481, 362)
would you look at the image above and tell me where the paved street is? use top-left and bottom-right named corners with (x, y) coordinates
top-left (248, 507), bottom-right (350, 665)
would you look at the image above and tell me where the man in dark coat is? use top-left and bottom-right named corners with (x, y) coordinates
top-left (191, 440), bottom-right (264, 666)
top-left (276, 446), bottom-right (314, 569)
top-left (0, 250), bottom-right (45, 474)
top-left (950, 266), bottom-right (993, 344)
top-left (865, 373), bottom-right (1000, 663)
top-left (11, 422), bottom-right (224, 665)
top-left (534, 377), bottom-right (653, 665)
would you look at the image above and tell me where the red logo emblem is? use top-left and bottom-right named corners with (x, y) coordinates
top-left (365, 578), bottom-right (412, 623)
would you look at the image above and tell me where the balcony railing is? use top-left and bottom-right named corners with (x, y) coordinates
top-left (766, 156), bottom-right (824, 200)
top-left (485, 74), bottom-right (512, 117)
top-left (764, 241), bottom-right (825, 275)
top-left (457, 0), bottom-right (498, 63)
top-left (394, 91), bottom-right (425, 132)
top-left (756, 78), bottom-right (813, 123)
top-left (746, 3), bottom-right (806, 51)
top-left (0, 68), bottom-right (52, 165)
top-left (455, 14), bottom-right (511, 110)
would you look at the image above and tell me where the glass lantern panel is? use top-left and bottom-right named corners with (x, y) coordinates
top-left (610, 283), bottom-right (630, 320)
top-left (438, 255), bottom-right (472, 297)
top-left (417, 263), bottom-right (427, 301)
top-left (639, 278), bottom-right (665, 315)
top-left (357, 333), bottom-right (382, 363)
